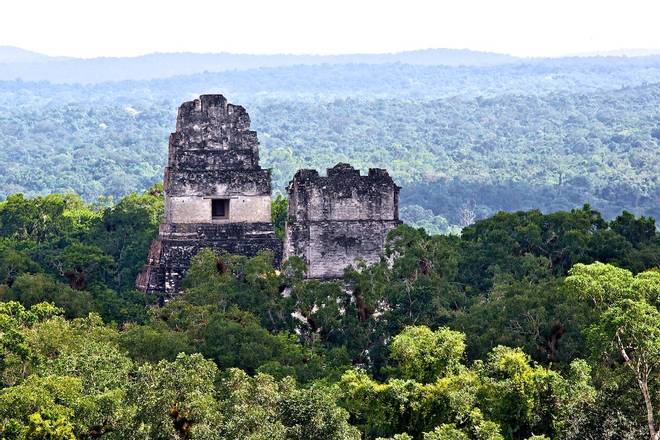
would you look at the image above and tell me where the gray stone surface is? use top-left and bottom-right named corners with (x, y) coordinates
top-left (137, 96), bottom-right (402, 297)
top-left (137, 95), bottom-right (281, 297)
top-left (137, 222), bottom-right (281, 296)
top-left (284, 163), bottom-right (401, 279)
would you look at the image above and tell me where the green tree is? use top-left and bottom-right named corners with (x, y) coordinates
top-left (219, 368), bottom-right (359, 440)
top-left (0, 301), bottom-right (62, 386)
top-left (272, 194), bottom-right (288, 240)
top-left (0, 375), bottom-right (81, 440)
top-left (3, 273), bottom-right (93, 319)
top-left (567, 263), bottom-right (660, 440)
top-left (0, 243), bottom-right (41, 287)
top-left (388, 325), bottom-right (465, 383)
top-left (44, 242), bottom-right (115, 290)
top-left (128, 353), bottom-right (223, 439)
top-left (94, 185), bottom-right (163, 291)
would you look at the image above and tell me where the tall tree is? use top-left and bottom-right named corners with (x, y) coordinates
top-left (567, 263), bottom-right (660, 440)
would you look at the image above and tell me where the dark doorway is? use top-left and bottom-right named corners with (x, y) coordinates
top-left (212, 199), bottom-right (229, 219)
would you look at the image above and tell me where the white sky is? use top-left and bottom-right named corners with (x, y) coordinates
top-left (2, 0), bottom-right (660, 58)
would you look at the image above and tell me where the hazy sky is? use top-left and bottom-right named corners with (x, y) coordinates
top-left (3, 0), bottom-right (660, 58)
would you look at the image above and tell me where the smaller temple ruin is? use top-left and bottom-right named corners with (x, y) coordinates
top-left (283, 163), bottom-right (401, 279)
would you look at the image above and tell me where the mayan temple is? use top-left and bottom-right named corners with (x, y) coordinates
top-left (137, 94), bottom-right (402, 297)
top-left (283, 163), bottom-right (401, 279)
top-left (136, 94), bottom-right (281, 296)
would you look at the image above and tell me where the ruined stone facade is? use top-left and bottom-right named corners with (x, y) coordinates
top-left (136, 95), bottom-right (281, 296)
top-left (283, 163), bottom-right (401, 279)
top-left (137, 94), bottom-right (401, 297)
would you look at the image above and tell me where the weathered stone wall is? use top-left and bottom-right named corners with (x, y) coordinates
top-left (138, 95), bottom-right (403, 296)
top-left (137, 95), bottom-right (281, 297)
top-left (172, 94), bottom-right (259, 168)
top-left (167, 195), bottom-right (271, 223)
top-left (166, 169), bottom-right (271, 194)
top-left (284, 163), bottom-right (400, 279)
top-left (137, 222), bottom-right (281, 295)
top-left (163, 94), bottom-right (272, 224)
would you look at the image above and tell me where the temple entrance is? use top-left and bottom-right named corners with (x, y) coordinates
top-left (211, 198), bottom-right (230, 220)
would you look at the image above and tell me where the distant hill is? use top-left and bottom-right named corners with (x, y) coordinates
top-left (0, 48), bottom-right (520, 83)
top-left (0, 46), bottom-right (55, 64)
top-left (3, 46), bottom-right (660, 85)
top-left (571, 48), bottom-right (660, 57)
top-left (3, 60), bottom-right (660, 105)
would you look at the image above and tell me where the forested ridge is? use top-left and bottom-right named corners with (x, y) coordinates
top-left (0, 47), bottom-right (520, 83)
top-left (4, 58), bottom-right (660, 101)
top-left (0, 187), bottom-right (659, 439)
top-left (1, 81), bottom-right (659, 230)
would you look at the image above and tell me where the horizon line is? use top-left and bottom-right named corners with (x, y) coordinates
top-left (3, 45), bottom-right (660, 61)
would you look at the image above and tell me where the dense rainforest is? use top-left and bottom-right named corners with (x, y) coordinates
top-left (1, 51), bottom-right (660, 438)
top-left (1, 56), bottom-right (659, 232)
top-left (0, 187), bottom-right (659, 439)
